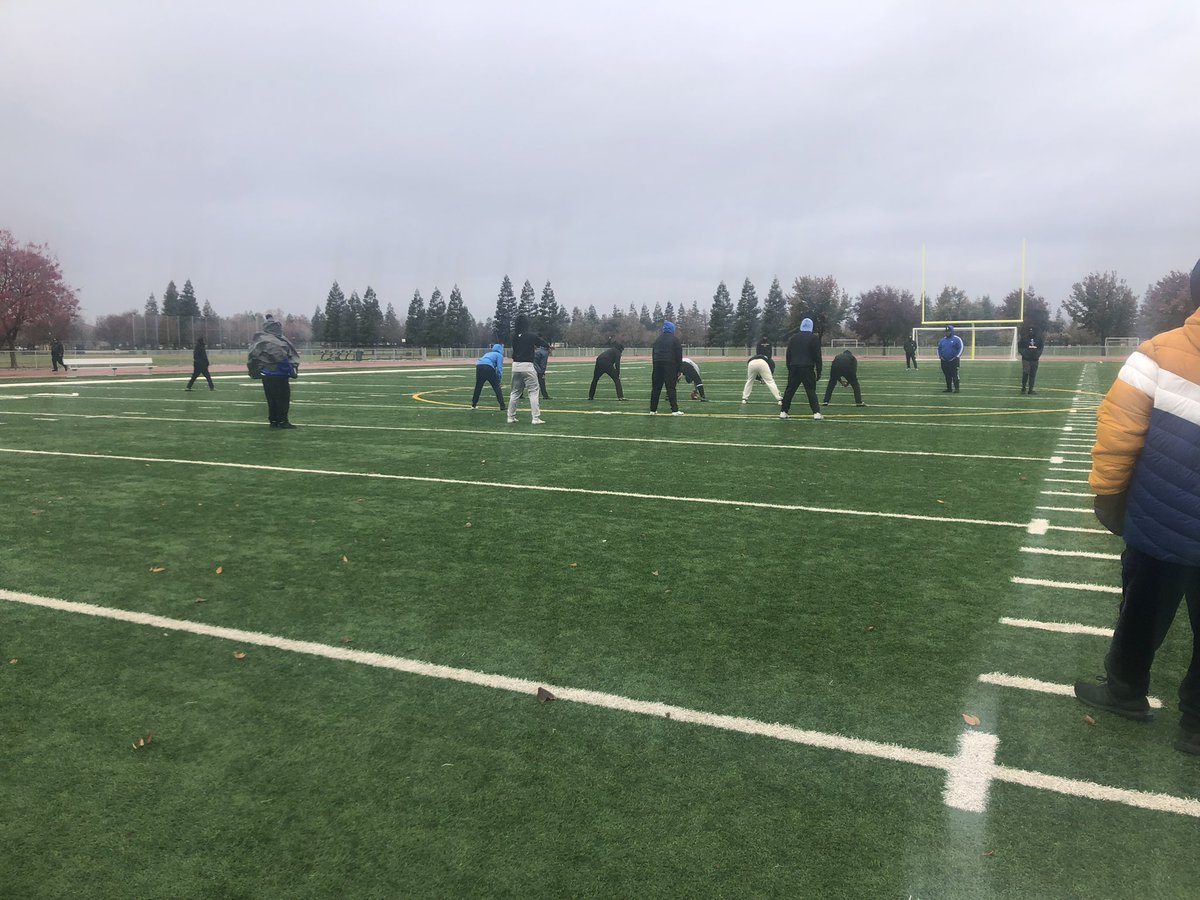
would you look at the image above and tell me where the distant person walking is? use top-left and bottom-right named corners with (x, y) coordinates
top-left (903, 336), bottom-right (918, 369)
top-left (823, 350), bottom-right (866, 407)
top-left (588, 342), bottom-right (627, 401)
top-left (472, 343), bottom-right (505, 409)
top-left (780, 318), bottom-right (823, 421)
top-left (507, 315), bottom-right (550, 425)
top-left (1019, 327), bottom-right (1044, 394)
top-left (186, 337), bottom-right (214, 391)
top-left (248, 315), bottom-right (300, 428)
top-left (679, 356), bottom-right (706, 400)
top-left (50, 338), bottom-right (68, 373)
top-left (742, 343), bottom-right (782, 404)
top-left (650, 322), bottom-right (683, 415)
top-left (938, 325), bottom-right (963, 393)
top-left (533, 344), bottom-right (552, 400)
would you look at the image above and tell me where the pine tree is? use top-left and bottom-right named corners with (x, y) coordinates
top-left (144, 294), bottom-right (158, 316)
top-left (493, 276), bottom-right (517, 342)
top-left (179, 279), bottom-right (201, 317)
top-left (760, 278), bottom-right (788, 345)
top-left (311, 306), bottom-right (326, 343)
top-left (663, 302), bottom-right (674, 321)
top-left (444, 286), bottom-right (470, 346)
top-left (536, 281), bottom-right (560, 341)
top-left (162, 281), bottom-right (179, 316)
top-left (518, 279), bottom-right (537, 320)
top-left (426, 288), bottom-right (447, 347)
top-left (640, 304), bottom-right (653, 329)
top-left (323, 281), bottom-right (346, 344)
top-left (360, 287), bottom-right (383, 346)
top-left (730, 278), bottom-right (760, 349)
top-left (404, 290), bottom-right (426, 347)
top-left (707, 281), bottom-right (734, 346)
top-left (344, 291), bottom-right (363, 345)
top-left (382, 303), bottom-right (401, 345)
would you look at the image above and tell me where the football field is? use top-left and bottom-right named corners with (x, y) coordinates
top-left (3, 357), bottom-right (1198, 898)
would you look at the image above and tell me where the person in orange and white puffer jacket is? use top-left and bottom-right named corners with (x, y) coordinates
top-left (1075, 257), bottom-right (1200, 756)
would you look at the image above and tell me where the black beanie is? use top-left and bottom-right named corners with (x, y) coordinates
top-left (1192, 257), bottom-right (1200, 308)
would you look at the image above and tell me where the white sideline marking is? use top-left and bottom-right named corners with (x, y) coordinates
top-left (1036, 506), bottom-right (1093, 513)
top-left (943, 732), bottom-right (999, 813)
top-left (0, 447), bottom-right (1045, 532)
top-left (1049, 456), bottom-right (1065, 464)
top-left (1040, 490), bottom-right (1092, 497)
top-left (1027, 518), bottom-right (1050, 535)
top-left (4, 588), bottom-right (1199, 819)
top-left (1055, 468), bottom-right (1093, 474)
top-left (1020, 547), bottom-right (1121, 561)
top-left (977, 672), bottom-right (1163, 709)
top-left (1000, 617), bottom-right (1114, 637)
top-left (1011, 576), bottom-right (1121, 595)
top-left (1043, 478), bottom-right (1088, 484)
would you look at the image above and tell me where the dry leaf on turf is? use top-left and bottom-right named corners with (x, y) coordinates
top-left (983, 851), bottom-right (996, 858)
top-left (8, 659), bottom-right (17, 665)
top-left (233, 651), bottom-right (247, 660)
top-left (340, 636), bottom-right (352, 644)
top-left (341, 555), bottom-right (349, 563)
top-left (936, 499), bottom-right (945, 504)
top-left (536, 687), bottom-right (557, 703)
top-left (131, 730), bottom-right (155, 750)
top-left (194, 597), bottom-right (206, 604)
top-left (149, 567), bottom-right (165, 573)
top-left (569, 562), bottom-right (578, 569)
top-left (464, 522), bottom-right (472, 528)
top-left (651, 571), bottom-right (659, 577)
top-left (962, 713), bottom-right (981, 726)
top-left (1084, 714), bottom-right (1097, 726)
top-left (215, 566), bottom-right (223, 574)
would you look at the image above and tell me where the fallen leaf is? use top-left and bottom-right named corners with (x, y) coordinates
top-left (651, 570), bottom-right (659, 577)
top-left (983, 850), bottom-right (996, 858)
top-left (131, 729), bottom-right (155, 750)
top-left (341, 555), bottom-right (349, 563)
top-left (536, 687), bottom-right (557, 704)
top-left (569, 562), bottom-right (578, 569)
top-left (1018, 474), bottom-right (1028, 482)
top-left (149, 566), bottom-right (166, 573)
top-left (962, 713), bottom-right (981, 726)
top-left (215, 566), bottom-right (223, 574)
top-left (866, 626), bottom-right (875, 632)
top-left (936, 499), bottom-right (945, 504)
top-left (340, 636), bottom-right (353, 644)
top-left (194, 597), bottom-right (206, 604)
top-left (8, 659), bottom-right (17, 665)
top-left (1084, 714), bottom-right (1097, 726)
top-left (464, 522), bottom-right (473, 528)
top-left (233, 651), bottom-right (247, 660)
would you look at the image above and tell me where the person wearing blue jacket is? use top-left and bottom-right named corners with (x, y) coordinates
top-left (937, 325), bottom-right (964, 393)
top-left (472, 343), bottom-right (505, 409)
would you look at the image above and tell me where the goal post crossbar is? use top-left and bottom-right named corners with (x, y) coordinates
top-left (912, 325), bottom-right (1019, 361)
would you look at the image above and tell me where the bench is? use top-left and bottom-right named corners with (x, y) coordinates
top-left (64, 357), bottom-right (155, 374)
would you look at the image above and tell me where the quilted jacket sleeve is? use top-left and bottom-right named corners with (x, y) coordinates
top-left (1089, 345), bottom-right (1156, 496)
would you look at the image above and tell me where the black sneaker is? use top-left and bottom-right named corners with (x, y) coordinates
top-left (1175, 730), bottom-right (1200, 755)
top-left (1074, 679), bottom-right (1152, 721)
top-left (278, 422), bottom-right (297, 429)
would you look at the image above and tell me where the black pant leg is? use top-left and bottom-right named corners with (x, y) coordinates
top-left (188, 370), bottom-right (199, 389)
top-left (537, 371), bottom-right (549, 398)
top-left (849, 376), bottom-right (862, 404)
top-left (262, 380), bottom-right (279, 423)
top-left (952, 358), bottom-right (960, 390)
top-left (1105, 547), bottom-right (1191, 700)
top-left (650, 363), bottom-right (665, 411)
top-left (1028, 360), bottom-right (1039, 391)
top-left (665, 368), bottom-right (679, 412)
top-left (941, 359), bottom-right (953, 389)
top-left (1179, 572), bottom-right (1200, 732)
top-left (800, 367), bottom-right (820, 413)
top-left (202, 367), bottom-right (213, 388)
top-left (489, 370), bottom-right (503, 406)
top-left (781, 367), bottom-right (802, 413)
top-left (279, 379), bottom-right (291, 422)
top-left (589, 362), bottom-right (603, 399)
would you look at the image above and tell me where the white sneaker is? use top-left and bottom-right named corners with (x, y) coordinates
top-left (649, 411), bottom-right (657, 416)
top-left (672, 411), bottom-right (684, 416)
top-left (741, 399), bottom-right (748, 404)
top-left (813, 412), bottom-right (824, 420)
top-left (531, 418), bottom-right (545, 425)
top-left (779, 412), bottom-right (788, 419)
top-left (506, 417), bottom-right (516, 424)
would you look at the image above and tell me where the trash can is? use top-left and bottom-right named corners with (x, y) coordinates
top-left (355, 350), bottom-right (363, 362)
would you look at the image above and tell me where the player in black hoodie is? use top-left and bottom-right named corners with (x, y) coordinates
top-left (650, 322), bottom-right (683, 415)
top-left (589, 342), bottom-right (627, 400)
top-left (507, 315), bottom-right (550, 424)
top-left (780, 318), bottom-right (823, 420)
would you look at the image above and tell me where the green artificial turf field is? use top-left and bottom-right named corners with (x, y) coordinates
top-left (2, 357), bottom-right (1197, 898)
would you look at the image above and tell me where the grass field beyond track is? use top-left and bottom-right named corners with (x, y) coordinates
top-left (3, 357), bottom-right (1197, 898)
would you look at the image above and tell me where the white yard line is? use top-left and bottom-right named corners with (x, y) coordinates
top-left (2, 588), bottom-right (1197, 819)
top-left (977, 672), bottom-right (1162, 709)
top-left (1020, 547), bottom-right (1121, 561)
top-left (999, 616), bottom-right (1113, 637)
top-left (1040, 490), bottom-right (1092, 497)
top-left (1043, 478), bottom-right (1088, 484)
top-left (1011, 576), bottom-right (1121, 594)
top-left (1035, 506), bottom-right (1093, 513)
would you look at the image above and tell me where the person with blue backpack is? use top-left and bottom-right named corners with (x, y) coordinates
top-left (472, 343), bottom-right (505, 409)
top-left (938, 325), bottom-right (963, 393)
top-left (247, 315), bottom-right (300, 428)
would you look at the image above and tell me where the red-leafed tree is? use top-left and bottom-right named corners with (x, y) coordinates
top-left (0, 230), bottom-right (80, 367)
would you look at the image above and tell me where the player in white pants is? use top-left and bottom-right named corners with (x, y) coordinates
top-left (742, 357), bottom-right (782, 403)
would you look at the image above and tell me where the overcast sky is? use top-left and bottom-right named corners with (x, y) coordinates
top-left (3, 1), bottom-right (1198, 323)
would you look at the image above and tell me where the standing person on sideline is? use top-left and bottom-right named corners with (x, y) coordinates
top-left (1074, 257), bottom-right (1200, 755)
top-left (679, 356), bottom-right (706, 400)
top-left (472, 343), bottom-right (505, 409)
top-left (650, 321), bottom-right (683, 415)
top-left (507, 315), bottom-right (549, 425)
top-left (533, 343), bottom-right (552, 400)
top-left (588, 341), bottom-right (627, 401)
top-left (822, 349), bottom-right (866, 407)
top-left (903, 335), bottom-right (918, 369)
top-left (186, 337), bottom-right (214, 391)
top-left (248, 315), bottom-right (299, 428)
top-left (780, 318), bottom-right (823, 420)
top-left (742, 343), bottom-right (782, 405)
top-left (50, 338), bottom-right (68, 373)
top-left (1019, 327), bottom-right (1044, 394)
top-left (938, 325), bottom-right (963, 392)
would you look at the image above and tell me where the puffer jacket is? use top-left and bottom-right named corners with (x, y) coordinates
top-left (1089, 308), bottom-right (1200, 564)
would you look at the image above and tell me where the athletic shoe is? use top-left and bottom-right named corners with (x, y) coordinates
top-left (1020, 388), bottom-right (1026, 394)
top-left (470, 404), bottom-right (477, 409)
top-left (1028, 390), bottom-right (1036, 395)
top-left (1073, 679), bottom-right (1152, 721)
top-left (672, 411), bottom-right (684, 416)
top-left (507, 417), bottom-right (517, 424)
top-left (1175, 730), bottom-right (1200, 755)
top-left (269, 422), bottom-right (279, 428)
top-left (856, 402), bottom-right (868, 407)
top-left (813, 413), bottom-right (823, 420)
top-left (278, 422), bottom-right (297, 429)
top-left (954, 389), bottom-right (960, 393)
top-left (531, 418), bottom-right (545, 425)
top-left (779, 412), bottom-right (788, 419)
top-left (184, 388), bottom-right (192, 392)
top-left (649, 411), bottom-right (657, 416)
top-left (617, 397), bottom-right (629, 402)
top-left (942, 389), bottom-right (953, 393)
top-left (741, 399), bottom-right (748, 404)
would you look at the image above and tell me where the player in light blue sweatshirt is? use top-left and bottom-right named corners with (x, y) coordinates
top-left (472, 343), bottom-right (505, 409)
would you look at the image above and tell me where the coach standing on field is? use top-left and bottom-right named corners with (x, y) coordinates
top-left (1075, 257), bottom-right (1200, 756)
top-left (938, 325), bottom-right (963, 393)
top-left (780, 318), bottom-right (823, 420)
top-left (1019, 327), bottom-right (1044, 394)
top-left (650, 321), bottom-right (683, 415)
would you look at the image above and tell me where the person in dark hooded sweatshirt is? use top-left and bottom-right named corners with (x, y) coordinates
top-left (938, 325), bottom-right (964, 392)
top-left (248, 315), bottom-right (299, 428)
top-left (823, 349), bottom-right (866, 407)
top-left (588, 341), bottom-right (627, 400)
top-left (780, 318), bottom-right (823, 420)
top-left (650, 321), bottom-right (684, 415)
top-left (186, 337), bottom-right (214, 391)
top-left (1019, 327), bottom-right (1044, 394)
top-left (507, 315), bottom-right (550, 424)
top-left (472, 343), bottom-right (505, 409)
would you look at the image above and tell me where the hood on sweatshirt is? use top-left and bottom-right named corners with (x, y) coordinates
top-left (491, 343), bottom-right (503, 354)
top-left (800, 318), bottom-right (813, 333)
top-left (662, 321), bottom-right (676, 334)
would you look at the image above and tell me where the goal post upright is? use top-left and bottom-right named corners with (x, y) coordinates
top-left (916, 241), bottom-right (1027, 359)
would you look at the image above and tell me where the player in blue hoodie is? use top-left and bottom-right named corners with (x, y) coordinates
top-left (937, 325), bottom-right (964, 393)
top-left (472, 343), bottom-right (505, 409)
